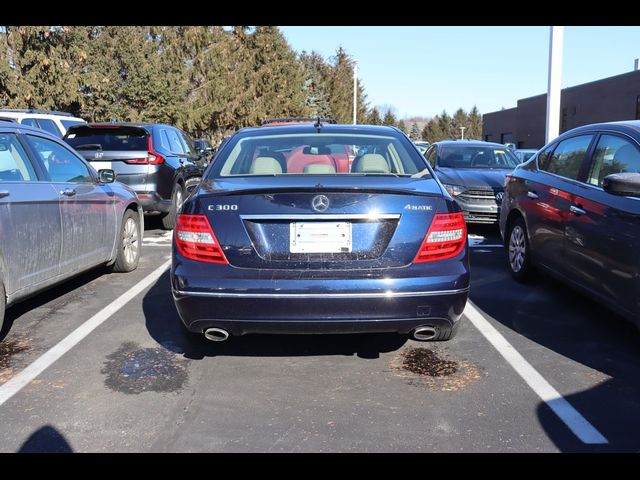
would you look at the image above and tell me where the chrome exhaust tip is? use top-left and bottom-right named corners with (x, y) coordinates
top-left (412, 326), bottom-right (437, 341)
top-left (204, 328), bottom-right (230, 342)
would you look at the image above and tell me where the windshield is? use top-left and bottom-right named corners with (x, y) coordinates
top-left (439, 145), bottom-right (518, 169)
top-left (209, 132), bottom-right (428, 178)
top-left (60, 119), bottom-right (86, 131)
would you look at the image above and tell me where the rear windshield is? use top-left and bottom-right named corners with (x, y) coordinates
top-left (65, 127), bottom-right (148, 151)
top-left (60, 119), bottom-right (86, 131)
top-left (209, 133), bottom-right (429, 177)
top-left (439, 145), bottom-right (518, 169)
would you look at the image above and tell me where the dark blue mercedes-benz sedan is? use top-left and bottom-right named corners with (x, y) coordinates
top-left (500, 120), bottom-right (640, 327)
top-left (171, 122), bottom-right (470, 342)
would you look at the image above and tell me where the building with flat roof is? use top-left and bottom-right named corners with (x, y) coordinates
top-left (482, 69), bottom-right (640, 149)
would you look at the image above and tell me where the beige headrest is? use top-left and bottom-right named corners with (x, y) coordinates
top-left (303, 163), bottom-right (336, 174)
top-left (250, 156), bottom-right (283, 174)
top-left (353, 153), bottom-right (390, 173)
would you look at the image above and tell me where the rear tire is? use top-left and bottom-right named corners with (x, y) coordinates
top-left (506, 216), bottom-right (534, 282)
top-left (111, 210), bottom-right (141, 273)
top-left (161, 183), bottom-right (184, 230)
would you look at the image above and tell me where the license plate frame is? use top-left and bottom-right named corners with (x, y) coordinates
top-left (289, 221), bottom-right (352, 253)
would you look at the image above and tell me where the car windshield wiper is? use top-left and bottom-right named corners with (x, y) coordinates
top-left (73, 143), bottom-right (103, 150)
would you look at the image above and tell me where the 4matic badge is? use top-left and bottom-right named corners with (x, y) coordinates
top-left (404, 204), bottom-right (432, 211)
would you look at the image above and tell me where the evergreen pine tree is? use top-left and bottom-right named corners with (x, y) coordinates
top-left (367, 107), bottom-right (382, 125)
top-left (382, 109), bottom-right (398, 127)
top-left (468, 105), bottom-right (483, 139)
top-left (410, 122), bottom-right (421, 140)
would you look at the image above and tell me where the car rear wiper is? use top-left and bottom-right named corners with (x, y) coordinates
top-left (73, 143), bottom-right (103, 150)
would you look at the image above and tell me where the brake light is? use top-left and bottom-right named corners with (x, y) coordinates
top-left (413, 212), bottom-right (467, 263)
top-left (123, 137), bottom-right (165, 165)
top-left (175, 214), bottom-right (228, 264)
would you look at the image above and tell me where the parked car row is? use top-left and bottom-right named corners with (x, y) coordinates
top-left (3, 112), bottom-right (639, 343)
top-left (0, 111), bottom-right (213, 334)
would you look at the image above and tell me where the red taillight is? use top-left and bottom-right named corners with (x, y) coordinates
top-left (413, 212), bottom-right (467, 263)
top-left (123, 137), bottom-right (165, 165)
top-left (175, 214), bottom-right (228, 264)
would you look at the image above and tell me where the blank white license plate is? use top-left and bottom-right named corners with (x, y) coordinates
top-left (290, 222), bottom-right (352, 253)
top-left (90, 161), bottom-right (112, 171)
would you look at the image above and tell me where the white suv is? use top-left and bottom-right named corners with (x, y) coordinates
top-left (0, 109), bottom-right (86, 138)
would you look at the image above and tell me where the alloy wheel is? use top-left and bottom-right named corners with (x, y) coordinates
top-left (509, 225), bottom-right (526, 273)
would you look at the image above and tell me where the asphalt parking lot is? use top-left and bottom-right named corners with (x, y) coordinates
top-left (0, 220), bottom-right (639, 452)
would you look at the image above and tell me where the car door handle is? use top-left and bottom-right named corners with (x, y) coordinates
top-left (569, 205), bottom-right (586, 215)
top-left (60, 188), bottom-right (76, 197)
top-left (527, 191), bottom-right (539, 199)
top-left (0, 190), bottom-right (9, 198)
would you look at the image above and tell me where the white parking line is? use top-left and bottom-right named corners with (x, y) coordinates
top-left (0, 260), bottom-right (171, 408)
top-left (464, 301), bottom-right (608, 444)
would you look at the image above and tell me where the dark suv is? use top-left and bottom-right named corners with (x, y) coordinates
top-left (500, 120), bottom-right (640, 326)
top-left (64, 123), bottom-right (205, 229)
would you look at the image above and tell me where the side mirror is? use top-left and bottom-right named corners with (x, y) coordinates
top-left (98, 169), bottom-right (116, 184)
top-left (603, 172), bottom-right (640, 197)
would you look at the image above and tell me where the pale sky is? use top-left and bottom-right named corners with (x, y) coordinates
top-left (280, 26), bottom-right (640, 119)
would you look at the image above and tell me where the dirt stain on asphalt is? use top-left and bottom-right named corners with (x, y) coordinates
top-left (390, 346), bottom-right (481, 392)
top-left (101, 342), bottom-right (188, 394)
top-left (0, 337), bottom-right (31, 384)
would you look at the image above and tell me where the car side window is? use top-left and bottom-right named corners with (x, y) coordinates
top-left (20, 118), bottom-right (39, 128)
top-left (425, 146), bottom-right (437, 167)
top-left (37, 119), bottom-right (62, 137)
top-left (540, 135), bottom-right (593, 180)
top-left (587, 134), bottom-right (640, 187)
top-left (25, 135), bottom-right (92, 183)
top-left (178, 130), bottom-right (196, 157)
top-left (165, 129), bottom-right (185, 154)
top-left (536, 144), bottom-right (555, 169)
top-left (0, 133), bottom-right (37, 182)
top-left (158, 129), bottom-right (171, 151)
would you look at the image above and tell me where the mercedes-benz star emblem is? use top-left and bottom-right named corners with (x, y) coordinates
top-left (311, 195), bottom-right (330, 212)
top-left (495, 192), bottom-right (504, 202)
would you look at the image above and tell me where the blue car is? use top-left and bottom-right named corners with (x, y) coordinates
top-left (500, 120), bottom-right (640, 326)
top-left (171, 123), bottom-right (469, 342)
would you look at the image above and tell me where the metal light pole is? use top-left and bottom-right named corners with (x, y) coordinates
top-left (545, 26), bottom-right (564, 144)
top-left (353, 60), bottom-right (358, 125)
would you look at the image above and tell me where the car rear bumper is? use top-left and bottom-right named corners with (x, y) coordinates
top-left (135, 191), bottom-right (172, 213)
top-left (172, 284), bottom-right (469, 336)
